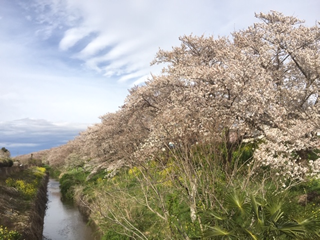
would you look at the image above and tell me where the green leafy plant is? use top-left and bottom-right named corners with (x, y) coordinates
top-left (202, 190), bottom-right (320, 239)
top-left (0, 225), bottom-right (21, 240)
top-left (60, 169), bottom-right (88, 201)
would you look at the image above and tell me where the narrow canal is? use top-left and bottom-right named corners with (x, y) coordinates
top-left (43, 179), bottom-right (95, 240)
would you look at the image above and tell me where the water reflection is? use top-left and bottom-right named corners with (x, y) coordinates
top-left (43, 179), bottom-right (94, 240)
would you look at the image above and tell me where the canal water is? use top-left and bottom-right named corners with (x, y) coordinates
top-left (43, 179), bottom-right (95, 240)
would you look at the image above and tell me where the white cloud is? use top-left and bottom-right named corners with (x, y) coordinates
top-left (118, 70), bottom-right (147, 83)
top-left (132, 75), bottom-right (150, 86)
top-left (59, 27), bottom-right (92, 51)
top-left (0, 143), bottom-right (40, 148)
top-left (77, 34), bottom-right (116, 58)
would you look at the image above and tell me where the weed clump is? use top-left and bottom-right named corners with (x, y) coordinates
top-left (0, 225), bottom-right (21, 240)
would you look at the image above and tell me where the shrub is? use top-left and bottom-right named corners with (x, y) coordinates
top-left (6, 159), bottom-right (13, 167)
top-left (202, 189), bottom-right (320, 239)
top-left (0, 225), bottom-right (21, 240)
top-left (5, 167), bottom-right (45, 199)
top-left (33, 167), bottom-right (46, 178)
top-left (0, 158), bottom-right (14, 167)
top-left (6, 178), bottom-right (37, 199)
top-left (60, 169), bottom-right (88, 201)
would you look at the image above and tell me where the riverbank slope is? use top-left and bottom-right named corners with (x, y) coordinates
top-left (0, 167), bottom-right (48, 239)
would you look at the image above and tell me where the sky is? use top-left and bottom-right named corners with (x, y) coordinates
top-left (0, 0), bottom-right (319, 157)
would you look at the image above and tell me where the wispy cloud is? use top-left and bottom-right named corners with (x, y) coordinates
top-left (23, 0), bottom-right (319, 86)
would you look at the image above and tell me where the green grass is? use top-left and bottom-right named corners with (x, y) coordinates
top-left (54, 144), bottom-right (320, 239)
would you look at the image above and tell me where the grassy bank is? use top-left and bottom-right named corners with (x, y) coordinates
top-left (43, 164), bottom-right (61, 179)
top-left (56, 142), bottom-right (320, 239)
top-left (0, 166), bottom-right (47, 239)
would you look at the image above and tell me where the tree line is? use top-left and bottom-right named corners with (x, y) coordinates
top-left (35, 11), bottom-right (320, 239)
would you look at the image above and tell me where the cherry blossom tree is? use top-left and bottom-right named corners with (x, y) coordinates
top-left (145, 11), bottom-right (320, 179)
top-left (40, 11), bottom-right (320, 238)
top-left (46, 11), bottom-right (319, 181)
